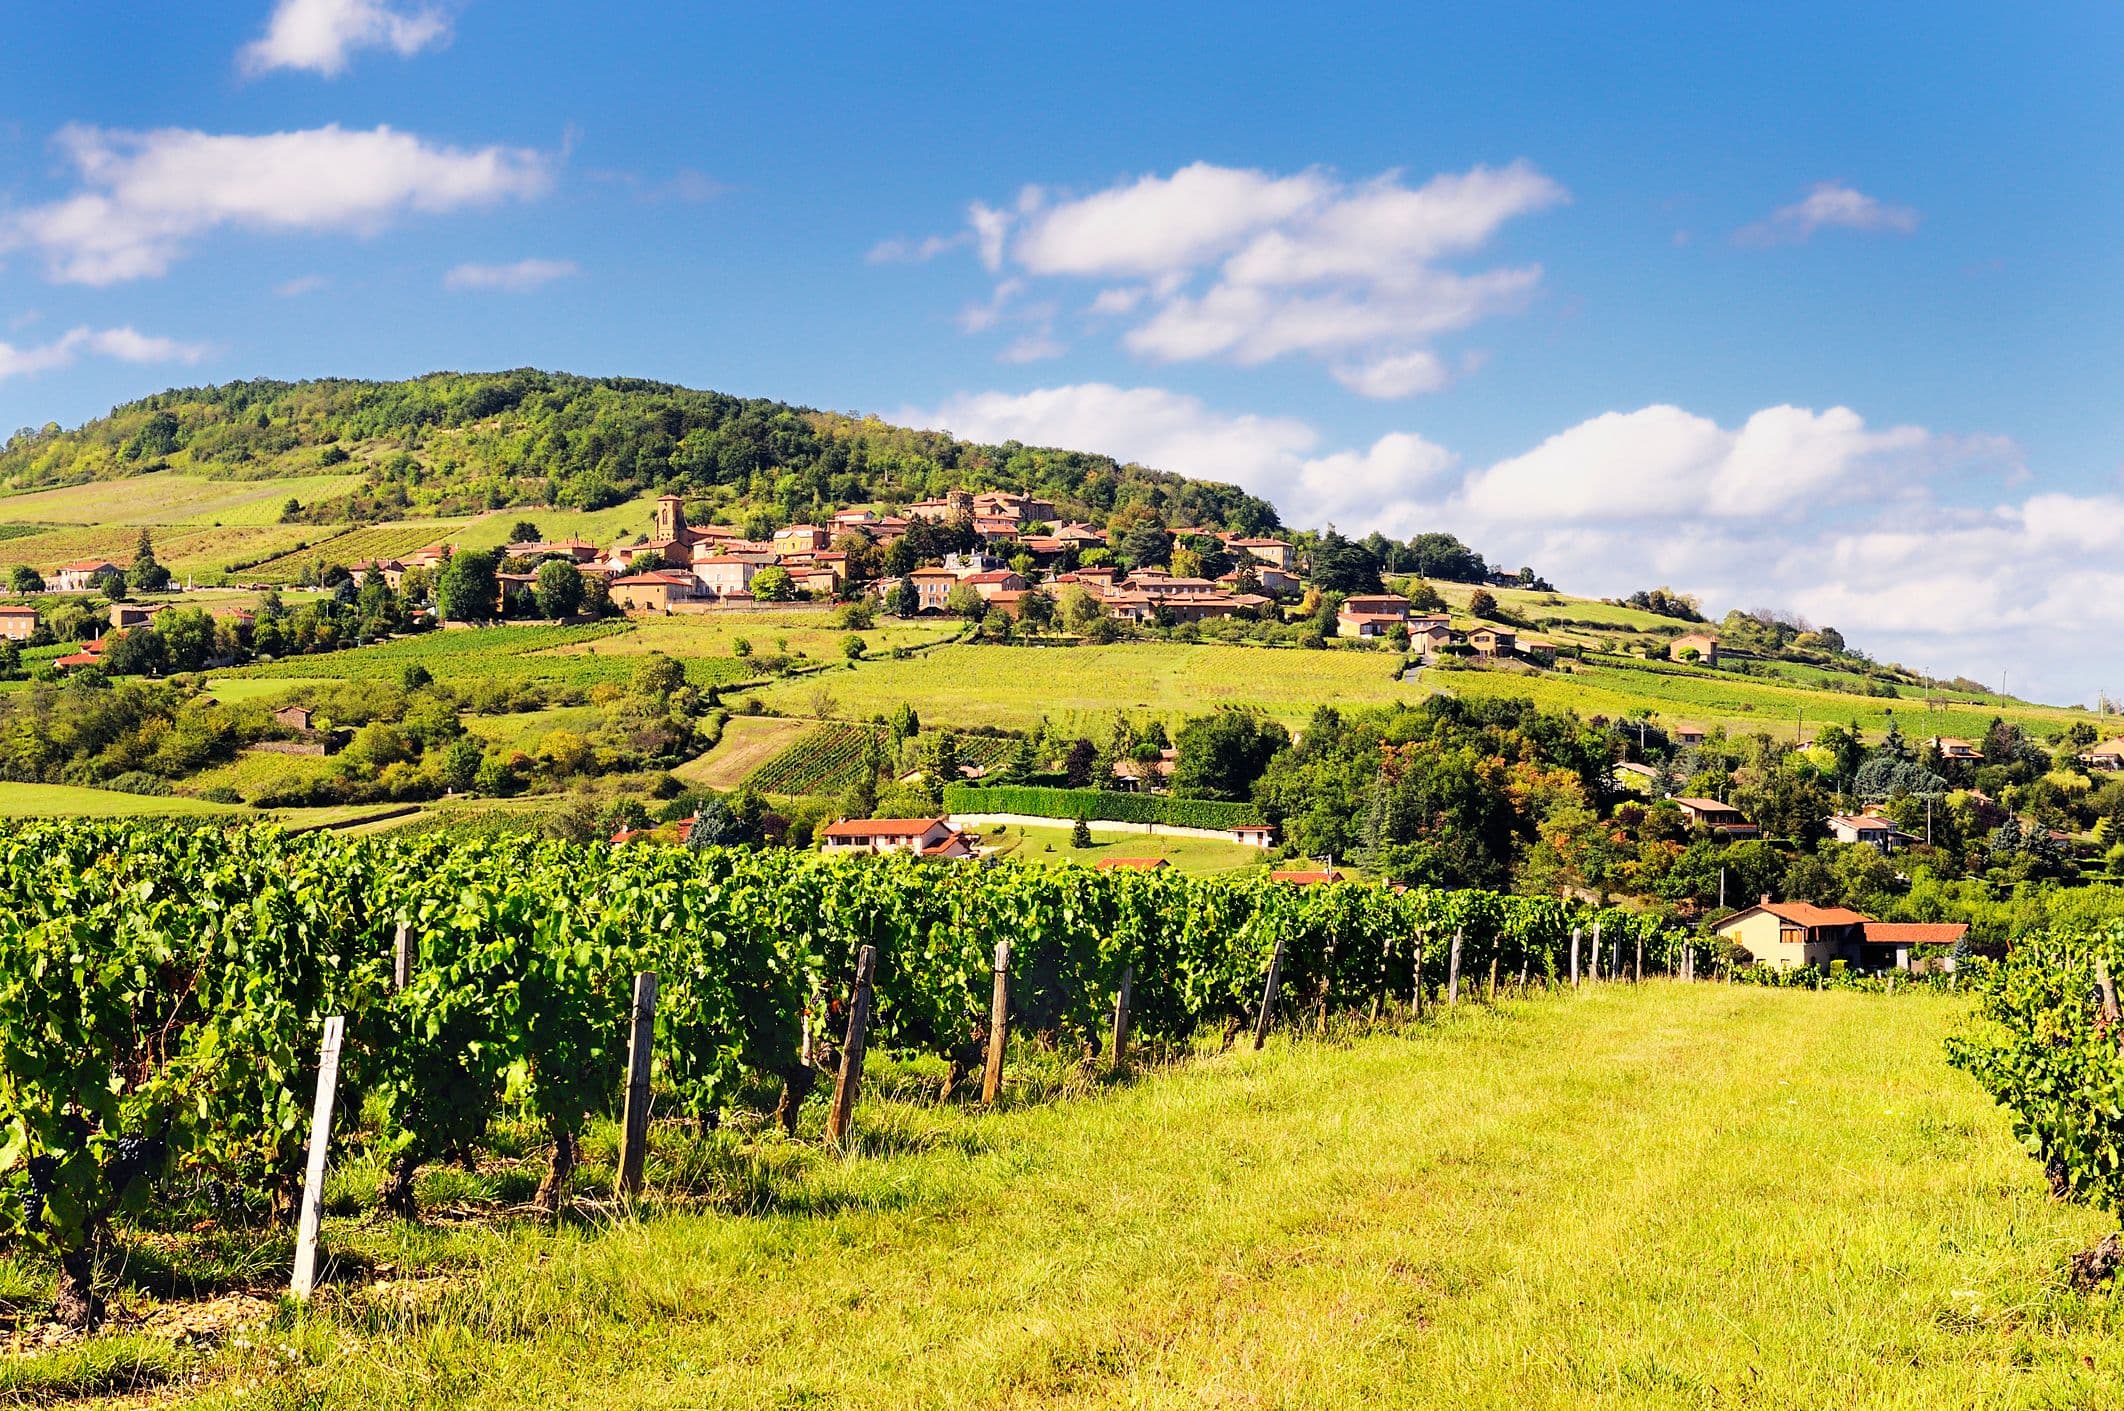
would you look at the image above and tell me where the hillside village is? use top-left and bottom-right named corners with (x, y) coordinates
top-left (4, 382), bottom-right (2123, 976)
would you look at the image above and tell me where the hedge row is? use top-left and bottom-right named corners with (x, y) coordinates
top-left (943, 784), bottom-right (1264, 830)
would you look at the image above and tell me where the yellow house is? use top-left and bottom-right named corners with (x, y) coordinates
top-left (1713, 899), bottom-right (1868, 969)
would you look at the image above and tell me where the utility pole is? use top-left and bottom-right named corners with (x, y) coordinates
top-left (1718, 866), bottom-right (1726, 911)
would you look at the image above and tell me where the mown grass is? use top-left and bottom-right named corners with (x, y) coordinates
top-left (672, 714), bottom-right (812, 790)
top-left (753, 642), bottom-right (1420, 731)
top-left (52, 985), bottom-right (2110, 1409)
top-left (978, 821), bottom-right (1271, 876)
top-left (0, 781), bottom-right (244, 816)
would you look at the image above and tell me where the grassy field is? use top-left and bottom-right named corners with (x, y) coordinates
top-left (83, 984), bottom-right (2116, 1409)
top-left (539, 608), bottom-right (964, 663)
top-left (0, 472), bottom-right (368, 527)
top-left (0, 781), bottom-right (244, 816)
top-left (1428, 655), bottom-right (2100, 742)
top-left (673, 714), bottom-right (812, 789)
top-left (979, 821), bottom-right (1270, 874)
top-left (753, 642), bottom-right (1419, 731)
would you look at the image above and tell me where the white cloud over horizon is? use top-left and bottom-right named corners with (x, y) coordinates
top-left (1737, 181), bottom-right (1920, 247)
top-left (889, 160), bottom-right (1565, 397)
top-left (443, 256), bottom-right (579, 292)
top-left (0, 325), bottom-right (209, 382)
top-left (903, 380), bottom-right (2114, 702)
top-left (239, 0), bottom-right (452, 77)
top-left (2, 123), bottom-right (551, 284)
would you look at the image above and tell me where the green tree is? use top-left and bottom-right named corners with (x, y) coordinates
top-left (751, 566), bottom-right (797, 602)
top-left (8, 565), bottom-right (43, 594)
top-left (435, 549), bottom-right (500, 623)
top-left (841, 633), bottom-right (866, 660)
top-left (508, 519), bottom-right (543, 544)
top-left (1468, 588), bottom-right (1500, 620)
top-left (533, 559), bottom-right (585, 619)
top-left (1172, 711), bottom-right (1290, 801)
top-left (1120, 520), bottom-right (1172, 570)
top-left (946, 582), bottom-right (985, 620)
top-left (632, 653), bottom-right (686, 699)
top-left (1071, 815), bottom-right (1093, 848)
top-left (131, 529), bottom-right (171, 594)
top-left (890, 577), bottom-right (921, 617)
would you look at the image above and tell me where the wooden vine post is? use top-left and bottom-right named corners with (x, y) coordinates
top-left (290, 1015), bottom-right (345, 1302)
top-left (826, 945), bottom-right (877, 1148)
top-left (1485, 957), bottom-right (1498, 1005)
top-left (1447, 927), bottom-right (1464, 1007)
top-left (392, 921), bottom-right (412, 990)
top-left (614, 971), bottom-right (658, 1198)
top-left (1110, 964), bottom-right (1133, 1073)
top-left (2098, 957), bottom-right (2120, 1024)
top-left (1569, 926), bottom-right (1582, 988)
top-left (1634, 936), bottom-right (1643, 984)
top-left (1590, 922), bottom-right (1602, 983)
top-left (982, 940), bottom-right (1010, 1106)
top-left (1411, 937), bottom-right (1426, 1018)
top-left (1253, 936), bottom-right (1286, 1049)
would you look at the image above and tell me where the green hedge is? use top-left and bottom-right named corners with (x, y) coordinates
top-left (943, 784), bottom-right (1263, 830)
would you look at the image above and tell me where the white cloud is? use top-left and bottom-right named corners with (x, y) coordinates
top-left (239, 0), bottom-right (451, 77)
top-left (867, 232), bottom-right (965, 264)
top-left (902, 380), bottom-right (2118, 700)
top-left (0, 325), bottom-right (208, 381)
top-left (882, 160), bottom-right (1565, 397)
top-left (1737, 181), bottom-right (1920, 247)
top-left (442, 257), bottom-right (579, 292)
top-left (3, 123), bottom-right (552, 285)
top-left (1331, 349), bottom-right (1451, 399)
top-left (274, 273), bottom-right (329, 296)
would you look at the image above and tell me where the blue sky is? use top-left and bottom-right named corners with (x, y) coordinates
top-left (3, 2), bottom-right (2122, 701)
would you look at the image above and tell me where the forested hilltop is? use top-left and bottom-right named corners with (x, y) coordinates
top-left (0, 371), bottom-right (1281, 534)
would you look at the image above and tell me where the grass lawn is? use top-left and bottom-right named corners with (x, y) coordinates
top-left (110, 984), bottom-right (2118, 1409)
top-left (540, 607), bottom-right (963, 664)
top-left (202, 677), bottom-right (312, 704)
top-left (977, 821), bottom-right (1271, 875)
top-left (462, 703), bottom-right (612, 754)
top-left (753, 642), bottom-right (1420, 731)
top-left (673, 713), bottom-right (812, 789)
top-left (0, 780), bottom-right (244, 816)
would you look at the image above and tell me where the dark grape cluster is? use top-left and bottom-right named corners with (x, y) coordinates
top-left (22, 1155), bottom-right (55, 1232)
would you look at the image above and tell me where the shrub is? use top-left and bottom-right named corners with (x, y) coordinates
top-left (943, 784), bottom-right (1263, 830)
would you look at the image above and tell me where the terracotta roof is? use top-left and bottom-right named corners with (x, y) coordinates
top-left (0, 605), bottom-right (36, 616)
top-left (611, 571), bottom-right (695, 587)
top-left (1859, 922), bottom-right (1968, 945)
top-left (821, 817), bottom-right (947, 839)
top-left (1827, 814), bottom-right (1894, 831)
top-left (1751, 900), bottom-right (1869, 928)
top-left (54, 651), bottom-right (100, 668)
top-left (1094, 857), bottom-right (1168, 870)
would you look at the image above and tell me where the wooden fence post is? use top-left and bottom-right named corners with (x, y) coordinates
top-left (1412, 938), bottom-right (1426, 1019)
top-left (1485, 957), bottom-right (1498, 1005)
top-left (290, 1015), bottom-right (345, 1302)
top-left (392, 922), bottom-right (412, 991)
top-left (614, 972), bottom-right (658, 1198)
top-left (1518, 955), bottom-right (1530, 995)
top-left (1634, 936), bottom-right (1643, 984)
top-left (1252, 936), bottom-right (1286, 1050)
top-left (1110, 964), bottom-right (1133, 1073)
top-left (2098, 957), bottom-right (2120, 1023)
top-left (1569, 927), bottom-right (1581, 988)
top-left (1447, 927), bottom-right (1464, 1007)
top-left (982, 940), bottom-right (1010, 1105)
top-left (826, 946), bottom-right (877, 1149)
top-left (1590, 923), bottom-right (1602, 983)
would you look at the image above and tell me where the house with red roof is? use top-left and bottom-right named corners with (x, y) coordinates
top-left (818, 817), bottom-right (974, 859)
top-left (1713, 896), bottom-right (1967, 971)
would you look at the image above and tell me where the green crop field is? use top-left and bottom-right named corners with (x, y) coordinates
top-left (752, 642), bottom-right (1420, 731)
top-left (1427, 655), bottom-right (2099, 742)
top-left (0, 472), bottom-right (368, 527)
top-left (539, 608), bottom-right (964, 665)
top-left (0, 522), bottom-right (321, 579)
top-left (674, 714), bottom-right (813, 789)
top-left (222, 621), bottom-right (758, 692)
top-left (0, 781), bottom-right (243, 816)
top-left (234, 520), bottom-right (476, 582)
top-left (118, 984), bottom-right (2117, 1409)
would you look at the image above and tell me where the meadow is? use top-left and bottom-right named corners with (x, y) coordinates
top-left (0, 781), bottom-right (243, 816)
top-left (71, 984), bottom-right (2118, 1410)
top-left (0, 472), bottom-right (368, 527)
top-left (752, 642), bottom-right (1421, 731)
top-left (979, 821), bottom-right (1271, 874)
